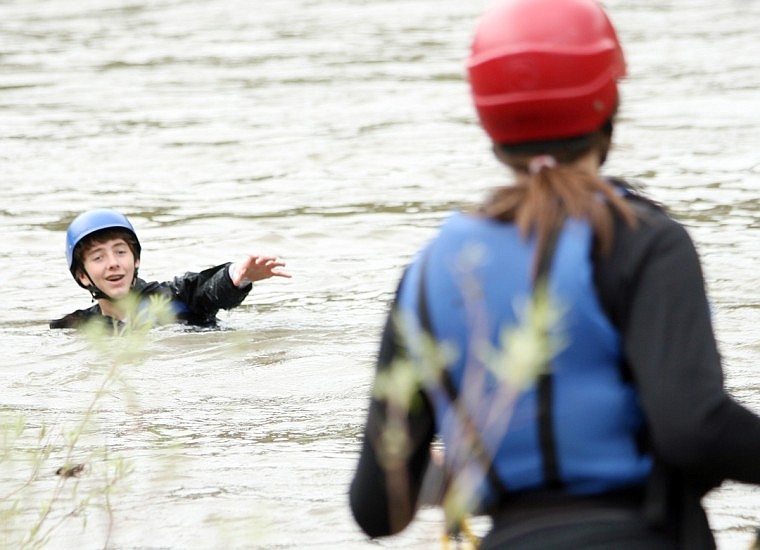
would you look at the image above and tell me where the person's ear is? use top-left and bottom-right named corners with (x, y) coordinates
top-left (492, 143), bottom-right (509, 165)
top-left (135, 258), bottom-right (140, 269)
top-left (76, 270), bottom-right (89, 286)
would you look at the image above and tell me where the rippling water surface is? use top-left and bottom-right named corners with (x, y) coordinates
top-left (2, 0), bottom-right (759, 548)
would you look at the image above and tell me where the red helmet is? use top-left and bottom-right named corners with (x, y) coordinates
top-left (467, 0), bottom-right (626, 145)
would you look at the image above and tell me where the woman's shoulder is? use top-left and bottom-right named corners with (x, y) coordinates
top-left (609, 177), bottom-right (689, 240)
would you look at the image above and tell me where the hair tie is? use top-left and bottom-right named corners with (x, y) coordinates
top-left (528, 155), bottom-right (557, 174)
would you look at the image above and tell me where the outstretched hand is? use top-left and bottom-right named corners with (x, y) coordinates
top-left (231, 255), bottom-right (292, 286)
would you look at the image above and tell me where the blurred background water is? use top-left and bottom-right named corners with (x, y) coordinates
top-left (1, 0), bottom-right (758, 547)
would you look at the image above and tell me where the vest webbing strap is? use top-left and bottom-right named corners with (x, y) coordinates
top-left (537, 373), bottom-right (561, 488)
top-left (417, 253), bottom-right (511, 502)
top-left (416, 220), bottom-right (564, 499)
top-left (535, 226), bottom-right (563, 489)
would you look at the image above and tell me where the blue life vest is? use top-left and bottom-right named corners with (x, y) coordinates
top-left (397, 212), bottom-right (652, 503)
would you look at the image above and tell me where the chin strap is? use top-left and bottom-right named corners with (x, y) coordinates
top-left (84, 280), bottom-right (110, 301)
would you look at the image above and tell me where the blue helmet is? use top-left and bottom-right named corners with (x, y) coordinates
top-left (65, 209), bottom-right (141, 283)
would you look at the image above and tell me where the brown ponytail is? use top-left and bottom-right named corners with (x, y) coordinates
top-left (479, 129), bottom-right (636, 268)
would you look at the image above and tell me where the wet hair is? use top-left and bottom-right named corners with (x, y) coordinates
top-left (479, 117), bottom-right (636, 272)
top-left (72, 228), bottom-right (139, 276)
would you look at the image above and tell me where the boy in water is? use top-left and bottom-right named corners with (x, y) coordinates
top-left (50, 208), bottom-right (291, 329)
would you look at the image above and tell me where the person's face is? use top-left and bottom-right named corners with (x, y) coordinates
top-left (76, 237), bottom-right (139, 300)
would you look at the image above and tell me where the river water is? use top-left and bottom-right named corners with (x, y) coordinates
top-left (1, 0), bottom-right (758, 548)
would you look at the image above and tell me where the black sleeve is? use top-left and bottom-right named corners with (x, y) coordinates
top-left (49, 305), bottom-right (101, 329)
top-left (596, 200), bottom-right (760, 484)
top-left (349, 303), bottom-right (437, 538)
top-left (168, 263), bottom-right (252, 317)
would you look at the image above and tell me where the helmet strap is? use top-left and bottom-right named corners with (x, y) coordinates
top-left (81, 270), bottom-right (112, 302)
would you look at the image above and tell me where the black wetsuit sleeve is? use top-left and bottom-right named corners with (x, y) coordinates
top-left (596, 202), bottom-right (760, 484)
top-left (349, 303), bottom-right (436, 538)
top-left (167, 263), bottom-right (252, 317)
top-left (49, 304), bottom-right (101, 329)
top-left (51, 265), bottom-right (251, 329)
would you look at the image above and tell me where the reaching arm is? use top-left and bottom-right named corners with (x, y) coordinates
top-left (169, 263), bottom-right (251, 317)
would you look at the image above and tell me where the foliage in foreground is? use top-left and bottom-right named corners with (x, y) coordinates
top-left (1, 295), bottom-right (174, 548)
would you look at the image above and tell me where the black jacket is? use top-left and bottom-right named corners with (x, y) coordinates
top-left (50, 263), bottom-right (251, 329)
